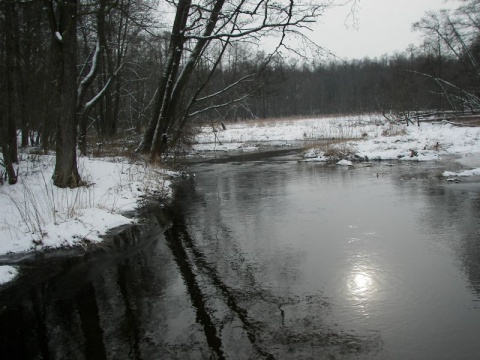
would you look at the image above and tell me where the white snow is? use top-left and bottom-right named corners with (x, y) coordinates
top-left (443, 168), bottom-right (480, 177)
top-left (0, 155), bottom-right (175, 285)
top-left (337, 159), bottom-right (353, 166)
top-left (2, 113), bottom-right (480, 285)
top-left (0, 265), bottom-right (18, 285)
top-left (193, 115), bottom-right (480, 162)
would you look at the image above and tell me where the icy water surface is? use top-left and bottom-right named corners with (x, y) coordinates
top-left (1, 154), bottom-right (480, 359)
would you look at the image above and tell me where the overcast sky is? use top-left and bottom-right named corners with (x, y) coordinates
top-left (314, 0), bottom-right (455, 60)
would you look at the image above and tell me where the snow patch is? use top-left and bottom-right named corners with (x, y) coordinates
top-left (443, 168), bottom-right (480, 177)
top-left (193, 115), bottom-right (480, 161)
top-left (0, 266), bottom-right (18, 285)
top-left (337, 159), bottom-right (353, 166)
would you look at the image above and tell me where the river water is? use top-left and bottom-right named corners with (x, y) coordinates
top-left (1, 152), bottom-right (480, 359)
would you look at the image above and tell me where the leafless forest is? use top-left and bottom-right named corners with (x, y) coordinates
top-left (1, 0), bottom-right (480, 186)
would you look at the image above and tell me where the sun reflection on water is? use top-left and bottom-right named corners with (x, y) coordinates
top-left (347, 268), bottom-right (377, 304)
top-left (352, 272), bottom-right (373, 294)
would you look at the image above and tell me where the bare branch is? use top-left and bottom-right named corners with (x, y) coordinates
top-left (84, 63), bottom-right (124, 112)
top-left (77, 39), bottom-right (101, 110)
top-left (195, 74), bottom-right (254, 102)
top-left (188, 93), bottom-right (253, 117)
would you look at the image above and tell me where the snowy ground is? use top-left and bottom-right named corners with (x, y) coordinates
top-left (2, 113), bottom-right (480, 285)
top-left (193, 114), bottom-right (480, 162)
top-left (193, 113), bottom-right (480, 171)
top-left (0, 154), bottom-right (176, 284)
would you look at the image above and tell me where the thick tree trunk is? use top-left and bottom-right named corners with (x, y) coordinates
top-left (4, 0), bottom-right (18, 164)
top-left (45, 0), bottom-right (82, 188)
top-left (2, 0), bottom-right (18, 184)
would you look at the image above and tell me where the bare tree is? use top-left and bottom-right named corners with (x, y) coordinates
top-left (413, 1), bottom-right (480, 111)
top-left (137, 0), bottom-right (332, 160)
top-left (76, 0), bottom-right (162, 155)
top-left (44, 0), bottom-right (82, 188)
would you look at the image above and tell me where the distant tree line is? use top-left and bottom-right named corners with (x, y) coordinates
top-left (215, 51), bottom-right (455, 119)
top-left (1, 0), bottom-right (479, 186)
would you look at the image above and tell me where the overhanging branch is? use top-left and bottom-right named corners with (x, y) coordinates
top-left (188, 93), bottom-right (253, 117)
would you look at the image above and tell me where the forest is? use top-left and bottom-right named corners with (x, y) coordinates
top-left (1, 0), bottom-right (480, 187)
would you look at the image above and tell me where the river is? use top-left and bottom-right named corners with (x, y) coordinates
top-left (1, 151), bottom-right (480, 359)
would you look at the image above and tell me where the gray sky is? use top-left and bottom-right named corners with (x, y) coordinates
top-left (315, 0), bottom-right (455, 60)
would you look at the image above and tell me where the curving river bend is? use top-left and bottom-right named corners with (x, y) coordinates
top-left (1, 152), bottom-right (480, 359)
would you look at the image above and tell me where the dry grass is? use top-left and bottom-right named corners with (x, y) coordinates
top-left (1, 133), bottom-right (175, 245)
top-left (209, 113), bottom-right (368, 129)
top-left (4, 172), bottom-right (97, 243)
top-left (381, 124), bottom-right (407, 137)
top-left (323, 144), bottom-right (355, 158)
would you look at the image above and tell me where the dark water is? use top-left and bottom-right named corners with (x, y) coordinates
top-left (1, 154), bottom-right (480, 359)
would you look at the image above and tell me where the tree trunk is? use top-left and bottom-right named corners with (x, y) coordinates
top-left (78, 41), bottom-right (102, 155)
top-left (137, 0), bottom-right (192, 155)
top-left (2, 0), bottom-right (18, 184)
top-left (45, 0), bottom-right (82, 188)
top-left (97, 0), bottom-right (117, 139)
top-left (78, 111), bottom-right (89, 156)
top-left (4, 0), bottom-right (18, 164)
top-left (146, 0), bottom-right (226, 160)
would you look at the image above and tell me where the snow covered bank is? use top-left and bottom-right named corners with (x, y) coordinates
top-left (349, 121), bottom-right (480, 162)
top-left (193, 115), bottom-right (384, 153)
top-left (0, 154), bottom-right (175, 284)
top-left (193, 114), bottom-right (480, 163)
top-left (3, 114), bottom-right (480, 285)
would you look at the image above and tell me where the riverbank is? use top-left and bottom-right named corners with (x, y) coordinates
top-left (192, 114), bottom-right (480, 164)
top-left (0, 154), bottom-right (177, 284)
top-left (2, 137), bottom-right (479, 359)
top-left (2, 113), bottom-right (480, 285)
